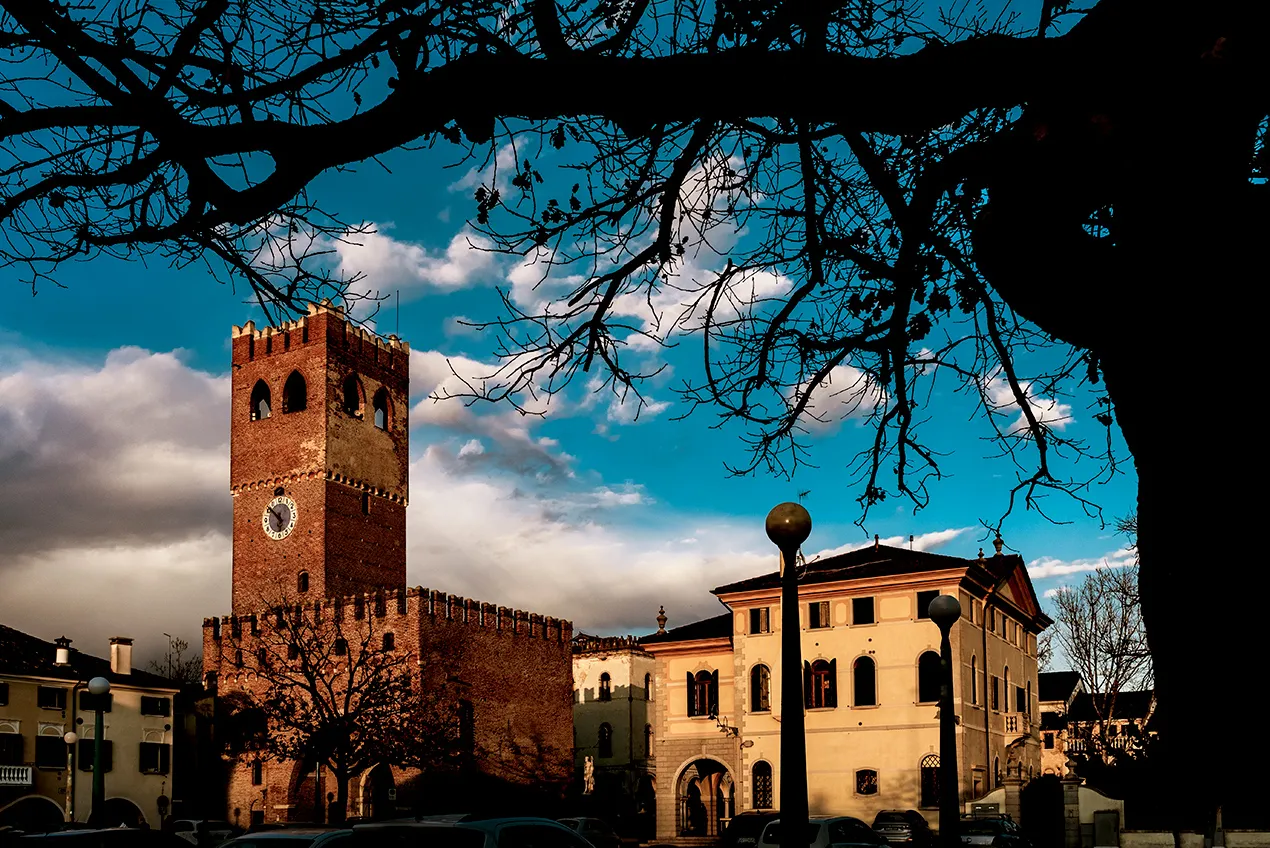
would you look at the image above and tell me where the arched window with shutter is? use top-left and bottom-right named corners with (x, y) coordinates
top-left (917, 651), bottom-right (942, 703)
top-left (853, 656), bottom-right (877, 707)
top-left (599, 672), bottom-right (612, 702)
top-left (645, 672), bottom-right (652, 700)
top-left (1003, 666), bottom-right (1011, 713)
top-left (688, 670), bottom-right (717, 717)
top-left (805, 659), bottom-right (837, 708)
top-left (752, 761), bottom-right (773, 809)
top-left (750, 665), bottom-right (771, 712)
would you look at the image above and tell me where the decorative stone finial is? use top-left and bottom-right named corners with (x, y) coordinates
top-left (656, 606), bottom-right (668, 634)
top-left (873, 533), bottom-right (880, 551)
top-left (977, 547), bottom-right (985, 561)
top-left (993, 534), bottom-right (1004, 556)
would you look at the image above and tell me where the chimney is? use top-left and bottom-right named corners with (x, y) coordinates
top-left (109, 637), bottom-right (134, 675)
top-left (54, 636), bottom-right (73, 667)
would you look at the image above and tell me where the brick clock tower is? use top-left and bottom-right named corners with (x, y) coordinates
top-left (228, 302), bottom-right (410, 612)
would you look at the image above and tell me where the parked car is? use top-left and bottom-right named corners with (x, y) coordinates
top-left (759, 816), bottom-right (890, 848)
top-left (957, 817), bottom-right (1030, 848)
top-left (356, 816), bottom-right (597, 848)
top-left (168, 821), bottom-right (237, 847)
top-left (871, 811), bottom-right (933, 848)
top-left (218, 830), bottom-right (353, 848)
top-left (555, 819), bottom-right (620, 848)
top-left (16, 830), bottom-right (194, 848)
top-left (721, 812), bottom-right (781, 848)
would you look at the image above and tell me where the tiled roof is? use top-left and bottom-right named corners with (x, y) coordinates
top-left (1066, 690), bottom-right (1154, 722)
top-left (640, 613), bottom-right (732, 645)
top-left (1038, 671), bottom-right (1083, 703)
top-left (711, 543), bottom-right (1020, 595)
top-left (0, 623), bottom-right (180, 690)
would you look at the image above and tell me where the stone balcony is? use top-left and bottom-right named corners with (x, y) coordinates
top-left (0, 764), bottom-right (34, 786)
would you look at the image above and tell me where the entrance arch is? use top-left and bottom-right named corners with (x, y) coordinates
top-left (358, 764), bottom-right (396, 821)
top-left (0, 795), bottom-right (65, 832)
top-left (675, 758), bottom-right (734, 838)
top-left (97, 797), bottom-right (146, 828)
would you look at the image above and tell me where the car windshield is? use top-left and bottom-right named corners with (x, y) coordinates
top-left (727, 818), bottom-right (774, 838)
top-left (762, 824), bottom-right (820, 845)
top-left (828, 822), bottom-right (876, 843)
top-left (874, 816), bottom-right (908, 825)
top-left (961, 822), bottom-right (1005, 835)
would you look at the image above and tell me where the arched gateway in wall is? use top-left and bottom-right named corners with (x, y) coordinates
top-left (676, 758), bottom-right (734, 838)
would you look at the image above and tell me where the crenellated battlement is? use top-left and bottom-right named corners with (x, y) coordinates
top-left (572, 633), bottom-right (648, 655)
top-left (203, 585), bottom-right (573, 644)
top-left (231, 300), bottom-right (410, 371)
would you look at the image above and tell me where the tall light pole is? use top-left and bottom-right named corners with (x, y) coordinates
top-left (64, 731), bottom-right (78, 821)
top-left (928, 595), bottom-right (962, 848)
top-left (87, 676), bottom-right (111, 824)
top-left (765, 503), bottom-right (811, 848)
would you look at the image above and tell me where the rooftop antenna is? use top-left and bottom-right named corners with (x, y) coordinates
top-left (395, 289), bottom-right (400, 337)
top-left (910, 534), bottom-right (914, 550)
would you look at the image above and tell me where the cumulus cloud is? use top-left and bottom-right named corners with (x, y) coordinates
top-left (811, 527), bottom-right (975, 560)
top-left (448, 143), bottom-right (518, 194)
top-left (984, 374), bottom-right (1074, 435)
top-left (1027, 546), bottom-right (1136, 579)
top-left (791, 364), bottom-right (884, 434)
top-left (326, 225), bottom-right (498, 300)
top-left (1042, 586), bottom-right (1067, 599)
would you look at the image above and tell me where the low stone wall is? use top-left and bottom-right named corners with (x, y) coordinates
top-left (1122, 831), bottom-right (1270, 848)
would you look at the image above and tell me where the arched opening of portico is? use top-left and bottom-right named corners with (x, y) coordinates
top-left (676, 758), bottom-right (734, 838)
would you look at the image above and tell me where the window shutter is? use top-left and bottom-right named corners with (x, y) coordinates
top-left (160, 744), bottom-right (171, 774)
top-left (710, 670), bottom-right (720, 716)
top-left (804, 661), bottom-right (813, 709)
top-left (686, 672), bottom-right (695, 716)
top-left (827, 659), bottom-right (838, 708)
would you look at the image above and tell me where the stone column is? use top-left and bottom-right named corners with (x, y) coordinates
top-left (1061, 759), bottom-right (1083, 848)
top-left (1002, 764), bottom-right (1023, 825)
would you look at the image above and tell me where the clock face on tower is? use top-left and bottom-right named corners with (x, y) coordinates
top-left (263, 495), bottom-right (298, 540)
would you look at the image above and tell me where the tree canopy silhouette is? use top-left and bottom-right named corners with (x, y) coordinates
top-left (2, 0), bottom-right (1265, 823)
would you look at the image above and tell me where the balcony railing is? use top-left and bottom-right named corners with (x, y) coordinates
top-left (1004, 712), bottom-right (1031, 735)
top-left (0, 765), bottom-right (34, 786)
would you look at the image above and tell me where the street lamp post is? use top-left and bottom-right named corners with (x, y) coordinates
top-left (87, 676), bottom-right (111, 824)
top-left (765, 503), bottom-right (812, 848)
top-left (63, 731), bottom-right (78, 821)
top-left (928, 595), bottom-right (962, 848)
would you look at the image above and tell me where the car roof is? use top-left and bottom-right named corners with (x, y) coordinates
top-left (234, 830), bottom-right (346, 838)
top-left (358, 818), bottom-right (567, 832)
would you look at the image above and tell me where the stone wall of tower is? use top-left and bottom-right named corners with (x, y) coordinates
top-left (201, 588), bottom-right (575, 824)
top-left (228, 303), bottom-right (410, 613)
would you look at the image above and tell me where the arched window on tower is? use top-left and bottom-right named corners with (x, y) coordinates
top-left (382, 632), bottom-right (395, 652)
top-left (918, 651), bottom-right (942, 703)
top-left (297, 571), bottom-right (309, 593)
top-left (750, 664), bottom-right (771, 712)
top-left (644, 673), bottom-right (652, 700)
top-left (644, 723), bottom-right (653, 758)
top-left (752, 762), bottom-right (773, 809)
top-left (372, 387), bottom-right (391, 430)
top-left (282, 371), bottom-right (307, 413)
top-left (342, 373), bottom-right (364, 417)
top-left (971, 656), bottom-right (978, 705)
top-left (1003, 666), bottom-right (1011, 713)
top-left (853, 656), bottom-right (877, 706)
top-left (599, 672), bottom-right (612, 702)
top-left (458, 700), bottom-right (475, 753)
top-left (598, 723), bottom-right (613, 758)
top-left (250, 380), bottom-right (271, 421)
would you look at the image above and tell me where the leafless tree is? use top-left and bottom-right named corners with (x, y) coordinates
top-left (2, 0), bottom-right (1265, 817)
top-left (1049, 566), bottom-right (1152, 758)
top-left (147, 634), bottom-right (203, 686)
top-left (222, 598), bottom-right (467, 823)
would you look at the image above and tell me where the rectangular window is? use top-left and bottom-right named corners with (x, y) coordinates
top-left (0, 733), bottom-right (23, 766)
top-left (917, 590), bottom-right (940, 619)
top-left (991, 676), bottom-right (1000, 711)
top-left (0, 682), bottom-right (8, 706)
top-left (35, 736), bottom-right (65, 769)
top-left (251, 761), bottom-right (263, 785)
top-left (77, 738), bottom-right (113, 773)
top-left (140, 697), bottom-right (171, 717)
top-left (1044, 732), bottom-right (1055, 750)
top-left (1016, 686), bottom-right (1027, 713)
top-left (37, 686), bottom-right (67, 710)
top-left (78, 692), bottom-right (113, 713)
top-left (809, 601), bottom-right (831, 629)
top-left (852, 597), bottom-right (875, 625)
top-left (749, 607), bottom-right (770, 634)
top-left (139, 742), bottom-right (171, 774)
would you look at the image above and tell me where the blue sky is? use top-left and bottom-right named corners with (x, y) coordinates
top-left (0, 83), bottom-right (1135, 669)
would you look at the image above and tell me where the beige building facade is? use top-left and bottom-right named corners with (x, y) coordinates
top-left (0, 627), bottom-right (181, 831)
top-left (642, 540), bottom-right (1050, 842)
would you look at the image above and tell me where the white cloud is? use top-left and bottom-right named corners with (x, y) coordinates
top-left (457, 439), bottom-right (485, 458)
top-left (791, 364), bottom-right (883, 433)
top-left (325, 224), bottom-right (498, 298)
top-left (811, 527), bottom-right (975, 560)
top-left (1042, 586), bottom-right (1067, 599)
top-left (1027, 546), bottom-right (1136, 579)
top-left (984, 375), bottom-right (1074, 435)
top-left (448, 142), bottom-right (518, 194)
